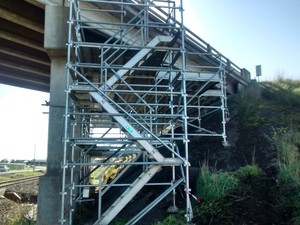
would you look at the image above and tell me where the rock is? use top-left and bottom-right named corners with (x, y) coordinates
top-left (4, 192), bottom-right (22, 203)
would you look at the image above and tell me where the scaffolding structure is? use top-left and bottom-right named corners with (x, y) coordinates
top-left (60, 0), bottom-right (235, 224)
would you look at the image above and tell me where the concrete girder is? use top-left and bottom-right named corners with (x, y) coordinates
top-left (0, 59), bottom-right (49, 78)
top-left (35, 0), bottom-right (66, 7)
top-left (25, 0), bottom-right (45, 9)
top-left (0, 30), bottom-right (45, 52)
top-left (0, 7), bottom-right (44, 33)
top-left (0, 46), bottom-right (50, 67)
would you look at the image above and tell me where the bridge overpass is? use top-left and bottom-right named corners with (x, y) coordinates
top-left (0, 1), bottom-right (250, 224)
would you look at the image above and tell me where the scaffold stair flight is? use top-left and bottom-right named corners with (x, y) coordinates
top-left (94, 165), bottom-right (162, 225)
top-left (88, 33), bottom-right (183, 224)
top-left (104, 35), bottom-right (173, 88)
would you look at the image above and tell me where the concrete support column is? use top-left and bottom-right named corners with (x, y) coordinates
top-left (37, 57), bottom-right (67, 225)
top-left (37, 5), bottom-right (68, 225)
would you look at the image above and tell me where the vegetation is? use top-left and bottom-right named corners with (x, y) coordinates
top-left (235, 164), bottom-right (263, 181)
top-left (196, 164), bottom-right (239, 202)
top-left (0, 171), bottom-right (44, 183)
top-left (0, 163), bottom-right (27, 171)
top-left (12, 217), bottom-right (35, 225)
top-left (235, 81), bottom-right (262, 128)
top-left (193, 164), bottom-right (263, 224)
top-left (111, 217), bottom-right (129, 225)
top-left (273, 127), bottom-right (300, 224)
top-left (153, 215), bottom-right (186, 225)
top-left (154, 78), bottom-right (300, 225)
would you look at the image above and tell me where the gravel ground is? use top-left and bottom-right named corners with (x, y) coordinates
top-left (0, 180), bottom-right (38, 224)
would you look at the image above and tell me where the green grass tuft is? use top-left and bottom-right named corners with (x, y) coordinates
top-left (153, 215), bottom-right (186, 225)
top-left (197, 165), bottom-right (239, 202)
top-left (235, 165), bottom-right (263, 181)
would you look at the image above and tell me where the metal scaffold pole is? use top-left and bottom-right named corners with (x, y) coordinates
top-left (60, 1), bottom-right (75, 224)
top-left (178, 0), bottom-right (193, 222)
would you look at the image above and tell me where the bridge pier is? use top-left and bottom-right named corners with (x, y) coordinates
top-left (37, 5), bottom-right (69, 225)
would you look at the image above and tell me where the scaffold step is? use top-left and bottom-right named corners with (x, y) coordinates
top-left (95, 165), bottom-right (162, 225)
top-left (106, 35), bottom-right (173, 88)
top-left (157, 71), bottom-right (221, 82)
top-left (201, 89), bottom-right (222, 96)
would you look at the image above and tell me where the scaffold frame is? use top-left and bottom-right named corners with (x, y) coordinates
top-left (60, 0), bottom-right (233, 224)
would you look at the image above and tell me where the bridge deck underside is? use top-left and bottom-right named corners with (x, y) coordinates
top-left (0, 0), bottom-right (50, 92)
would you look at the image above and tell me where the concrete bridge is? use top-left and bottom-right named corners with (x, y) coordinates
top-left (0, 1), bottom-right (250, 224)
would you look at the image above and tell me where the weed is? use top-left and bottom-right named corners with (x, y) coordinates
top-left (236, 82), bottom-right (262, 128)
top-left (272, 127), bottom-right (300, 167)
top-left (12, 217), bottom-right (35, 225)
top-left (196, 165), bottom-right (239, 202)
top-left (262, 79), bottom-right (300, 108)
top-left (235, 165), bottom-right (263, 181)
top-left (153, 215), bottom-right (186, 225)
top-left (111, 217), bottom-right (128, 225)
top-left (273, 126), bottom-right (300, 224)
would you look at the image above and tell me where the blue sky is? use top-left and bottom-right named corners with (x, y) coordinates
top-left (0, 0), bottom-right (299, 160)
top-left (184, 0), bottom-right (300, 80)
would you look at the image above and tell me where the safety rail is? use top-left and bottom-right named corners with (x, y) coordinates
top-left (127, 0), bottom-right (248, 83)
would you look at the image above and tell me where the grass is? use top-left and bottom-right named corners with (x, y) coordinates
top-left (235, 164), bottom-right (263, 181)
top-left (0, 171), bottom-right (44, 183)
top-left (273, 126), bottom-right (300, 223)
top-left (0, 163), bottom-right (27, 171)
top-left (194, 164), bottom-right (264, 224)
top-left (273, 127), bottom-right (300, 166)
top-left (12, 217), bottom-right (35, 225)
top-left (235, 81), bottom-right (262, 128)
top-left (236, 78), bottom-right (300, 129)
top-left (262, 78), bottom-right (300, 108)
top-left (196, 164), bottom-right (239, 202)
top-left (267, 78), bottom-right (300, 223)
top-left (111, 217), bottom-right (129, 225)
top-left (196, 164), bottom-right (238, 223)
top-left (153, 215), bottom-right (186, 225)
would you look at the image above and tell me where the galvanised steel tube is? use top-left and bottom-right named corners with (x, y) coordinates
top-left (179, 0), bottom-right (193, 222)
top-left (60, 0), bottom-right (75, 224)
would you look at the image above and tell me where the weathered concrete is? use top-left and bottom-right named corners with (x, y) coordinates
top-left (36, 5), bottom-right (68, 225)
top-left (44, 5), bottom-right (69, 57)
top-left (37, 56), bottom-right (67, 225)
